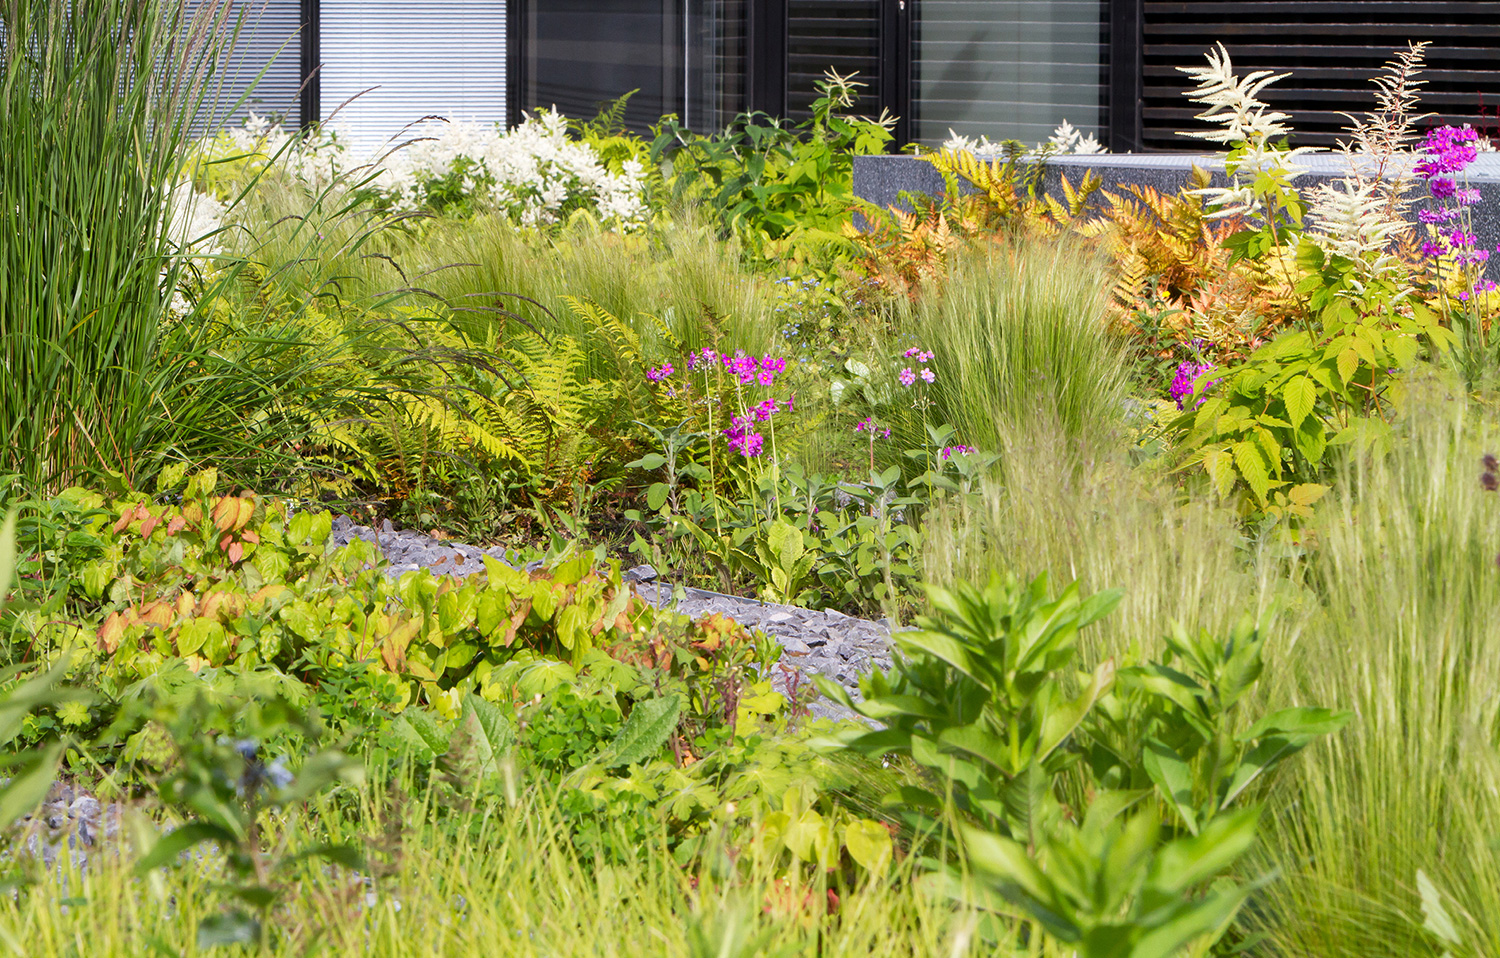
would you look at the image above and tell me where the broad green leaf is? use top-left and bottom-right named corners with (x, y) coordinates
top-left (388, 709), bottom-right (450, 762)
top-left (458, 693), bottom-right (514, 778)
top-left (646, 482), bottom-right (670, 512)
top-left (1142, 739), bottom-right (1200, 835)
top-left (1148, 806), bottom-right (1260, 894)
top-left (844, 819), bottom-right (893, 875)
top-left (959, 826), bottom-right (1079, 941)
top-left (1282, 376), bottom-right (1316, 429)
top-left (601, 694), bottom-right (680, 767)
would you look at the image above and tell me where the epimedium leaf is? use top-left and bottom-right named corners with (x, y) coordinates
top-left (843, 818), bottom-right (893, 876)
top-left (600, 694), bottom-right (680, 767)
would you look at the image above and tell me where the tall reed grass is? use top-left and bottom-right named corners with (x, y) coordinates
top-left (0, 0), bottom-right (231, 490)
top-left (921, 425), bottom-right (1289, 665)
top-left (889, 241), bottom-right (1130, 461)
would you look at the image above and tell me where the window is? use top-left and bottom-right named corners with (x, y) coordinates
top-left (319, 0), bottom-right (508, 155)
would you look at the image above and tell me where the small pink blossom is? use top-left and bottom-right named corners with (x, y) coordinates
top-left (920, 368), bottom-right (936, 383)
top-left (899, 367), bottom-right (916, 386)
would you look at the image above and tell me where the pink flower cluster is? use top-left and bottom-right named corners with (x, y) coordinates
top-left (1415, 125), bottom-right (1499, 269)
top-left (646, 362), bottom-right (674, 382)
top-left (854, 417), bottom-right (891, 438)
top-left (940, 445), bottom-right (975, 461)
top-left (1171, 360), bottom-right (1220, 410)
top-left (685, 348), bottom-right (789, 387)
top-left (1415, 125), bottom-right (1479, 181)
top-left (899, 346), bottom-right (937, 386)
top-left (723, 396), bottom-right (794, 457)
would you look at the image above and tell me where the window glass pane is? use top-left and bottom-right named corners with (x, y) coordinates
top-left (915, 0), bottom-right (1106, 147)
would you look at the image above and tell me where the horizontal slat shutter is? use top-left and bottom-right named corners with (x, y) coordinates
top-left (914, 0), bottom-right (1107, 147)
top-left (787, 0), bottom-right (882, 121)
top-left (320, 1), bottom-right (507, 156)
top-left (1142, 1), bottom-right (1500, 150)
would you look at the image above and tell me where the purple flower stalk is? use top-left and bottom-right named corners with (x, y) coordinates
top-left (1171, 360), bottom-right (1219, 410)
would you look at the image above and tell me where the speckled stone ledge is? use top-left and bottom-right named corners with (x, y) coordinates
top-left (853, 152), bottom-right (1500, 256)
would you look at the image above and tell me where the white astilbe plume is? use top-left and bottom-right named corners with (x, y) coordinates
top-left (1177, 43), bottom-right (1319, 220)
top-left (1048, 120), bottom-right (1104, 155)
top-left (940, 120), bottom-right (1103, 157)
top-left (1305, 178), bottom-right (1410, 285)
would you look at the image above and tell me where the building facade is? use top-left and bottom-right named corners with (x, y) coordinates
top-left (212, 0), bottom-right (1500, 152)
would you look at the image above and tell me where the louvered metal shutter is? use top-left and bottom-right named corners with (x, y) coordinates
top-left (787, 0), bottom-right (882, 120)
top-left (913, 0), bottom-right (1108, 146)
top-left (1142, 1), bottom-right (1500, 150)
top-left (185, 1), bottom-right (305, 131)
top-left (319, 1), bottom-right (508, 156)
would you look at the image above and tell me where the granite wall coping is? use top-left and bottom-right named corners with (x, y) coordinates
top-left (852, 152), bottom-right (1500, 259)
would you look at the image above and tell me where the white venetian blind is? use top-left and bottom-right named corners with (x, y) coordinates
top-left (186, 0), bottom-right (306, 132)
top-left (319, 0), bottom-right (508, 158)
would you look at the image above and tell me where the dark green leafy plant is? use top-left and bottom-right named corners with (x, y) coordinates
top-left (650, 70), bottom-right (892, 267)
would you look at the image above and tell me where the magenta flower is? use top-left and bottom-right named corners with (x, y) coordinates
top-left (1421, 240), bottom-right (1445, 259)
top-left (1429, 176), bottom-right (1457, 199)
top-left (899, 367), bottom-right (916, 386)
top-left (1170, 360), bottom-right (1219, 410)
top-left (940, 445), bottom-right (975, 461)
top-left (646, 362), bottom-right (674, 382)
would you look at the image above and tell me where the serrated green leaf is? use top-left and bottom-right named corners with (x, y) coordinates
top-left (1282, 376), bottom-right (1316, 429)
top-left (1232, 441), bottom-right (1271, 505)
top-left (601, 694), bottom-right (680, 767)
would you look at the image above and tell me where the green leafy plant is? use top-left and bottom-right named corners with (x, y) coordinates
top-left (817, 572), bottom-right (1122, 839)
top-left (1172, 244), bottom-right (1452, 507)
top-left (126, 690), bottom-right (362, 950)
top-left (963, 801), bottom-right (1263, 958)
top-left (650, 70), bottom-right (893, 268)
top-left (1113, 618), bottom-right (1352, 834)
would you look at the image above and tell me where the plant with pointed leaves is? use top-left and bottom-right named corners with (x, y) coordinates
top-left (815, 572), bottom-right (1122, 841)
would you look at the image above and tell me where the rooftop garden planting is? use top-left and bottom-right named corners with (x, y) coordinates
top-left (3, 2), bottom-right (1500, 953)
